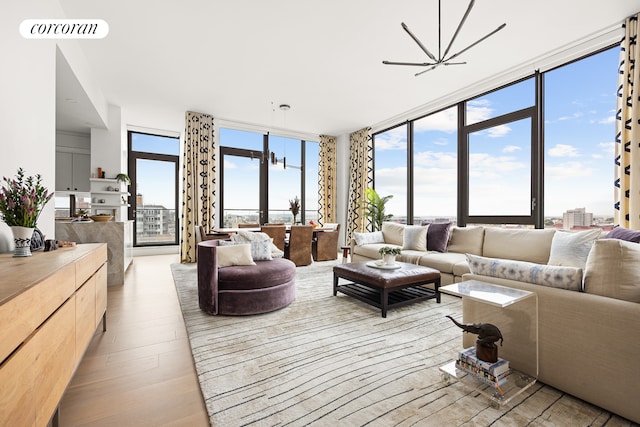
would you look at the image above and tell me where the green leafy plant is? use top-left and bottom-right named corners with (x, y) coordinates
top-left (379, 246), bottom-right (401, 256)
top-left (0, 168), bottom-right (53, 227)
top-left (115, 173), bottom-right (131, 185)
top-left (364, 188), bottom-right (393, 231)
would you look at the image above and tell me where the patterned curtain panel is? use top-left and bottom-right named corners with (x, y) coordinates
top-left (615, 14), bottom-right (640, 229)
top-left (346, 127), bottom-right (373, 245)
top-left (318, 135), bottom-right (337, 225)
top-left (180, 111), bottom-right (216, 263)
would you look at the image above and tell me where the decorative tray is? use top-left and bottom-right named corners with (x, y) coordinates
top-left (366, 260), bottom-right (402, 270)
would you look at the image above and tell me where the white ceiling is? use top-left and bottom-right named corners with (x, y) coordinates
top-left (56, 0), bottom-right (640, 137)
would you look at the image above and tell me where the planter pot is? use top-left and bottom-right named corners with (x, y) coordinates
top-left (383, 254), bottom-right (396, 265)
top-left (11, 226), bottom-right (34, 257)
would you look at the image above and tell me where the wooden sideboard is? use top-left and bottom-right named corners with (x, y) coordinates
top-left (0, 243), bottom-right (107, 426)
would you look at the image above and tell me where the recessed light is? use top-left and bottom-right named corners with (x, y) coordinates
top-left (279, 104), bottom-right (291, 111)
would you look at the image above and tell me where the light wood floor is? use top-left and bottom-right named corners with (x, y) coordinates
top-left (59, 255), bottom-right (209, 426)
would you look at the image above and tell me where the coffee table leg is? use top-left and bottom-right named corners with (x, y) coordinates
top-left (435, 278), bottom-right (441, 303)
top-left (333, 273), bottom-right (338, 296)
top-left (382, 289), bottom-right (388, 318)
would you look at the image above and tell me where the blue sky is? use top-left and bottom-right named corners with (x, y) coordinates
top-left (374, 46), bottom-right (618, 218)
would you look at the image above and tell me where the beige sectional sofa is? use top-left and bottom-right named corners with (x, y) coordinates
top-left (350, 222), bottom-right (640, 423)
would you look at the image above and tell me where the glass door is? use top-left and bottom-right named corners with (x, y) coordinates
top-left (131, 158), bottom-right (179, 245)
top-left (220, 147), bottom-right (266, 227)
top-left (128, 131), bottom-right (180, 247)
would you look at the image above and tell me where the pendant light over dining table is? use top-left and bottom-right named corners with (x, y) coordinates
top-left (269, 103), bottom-right (301, 170)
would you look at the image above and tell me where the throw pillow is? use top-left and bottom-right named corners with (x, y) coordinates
top-left (447, 226), bottom-right (484, 255)
top-left (547, 229), bottom-right (601, 269)
top-left (583, 239), bottom-right (640, 303)
top-left (220, 239), bottom-right (273, 261)
top-left (216, 244), bottom-right (256, 268)
top-left (232, 230), bottom-right (282, 258)
top-left (354, 231), bottom-right (385, 246)
top-left (381, 222), bottom-right (405, 246)
top-left (422, 222), bottom-right (451, 252)
top-left (402, 225), bottom-right (428, 251)
top-left (605, 226), bottom-right (640, 243)
top-left (466, 253), bottom-right (583, 291)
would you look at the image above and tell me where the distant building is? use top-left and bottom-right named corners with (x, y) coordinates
top-left (562, 208), bottom-right (593, 230)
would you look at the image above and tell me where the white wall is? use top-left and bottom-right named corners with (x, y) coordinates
top-left (0, 2), bottom-right (62, 238)
top-left (1, 2), bottom-right (108, 239)
top-left (91, 105), bottom-right (126, 179)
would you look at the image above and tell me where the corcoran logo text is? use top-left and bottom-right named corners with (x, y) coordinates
top-left (20, 19), bottom-right (109, 39)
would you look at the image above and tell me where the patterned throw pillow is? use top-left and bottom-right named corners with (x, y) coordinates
top-left (232, 231), bottom-right (282, 258)
top-left (354, 231), bottom-right (385, 246)
top-left (466, 253), bottom-right (583, 291)
top-left (220, 239), bottom-right (273, 261)
top-left (402, 225), bottom-right (428, 251)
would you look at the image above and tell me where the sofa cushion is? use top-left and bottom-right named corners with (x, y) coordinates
top-left (403, 225), bottom-right (428, 251)
top-left (354, 231), bottom-right (384, 246)
top-left (466, 254), bottom-right (583, 291)
top-left (216, 244), bottom-right (256, 268)
top-left (583, 239), bottom-right (640, 303)
top-left (352, 242), bottom-right (393, 260)
top-left (547, 229), bottom-right (601, 269)
top-left (447, 226), bottom-right (484, 255)
top-left (419, 252), bottom-right (468, 274)
top-left (382, 222), bottom-right (405, 246)
top-left (605, 226), bottom-right (640, 243)
top-left (425, 222), bottom-right (452, 252)
top-left (482, 228), bottom-right (555, 264)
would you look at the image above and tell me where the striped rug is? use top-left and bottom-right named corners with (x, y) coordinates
top-left (171, 261), bottom-right (631, 427)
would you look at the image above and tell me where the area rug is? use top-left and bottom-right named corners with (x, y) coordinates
top-left (171, 261), bottom-right (628, 426)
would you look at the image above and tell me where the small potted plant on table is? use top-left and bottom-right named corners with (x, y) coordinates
top-left (379, 246), bottom-right (401, 265)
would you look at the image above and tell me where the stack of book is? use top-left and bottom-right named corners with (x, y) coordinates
top-left (455, 346), bottom-right (511, 392)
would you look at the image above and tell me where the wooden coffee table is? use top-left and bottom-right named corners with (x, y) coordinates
top-left (333, 261), bottom-right (441, 317)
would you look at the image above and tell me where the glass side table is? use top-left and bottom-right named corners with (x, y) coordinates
top-left (439, 280), bottom-right (538, 406)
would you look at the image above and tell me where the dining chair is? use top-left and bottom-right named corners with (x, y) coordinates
top-left (238, 223), bottom-right (260, 228)
top-left (261, 224), bottom-right (287, 251)
top-left (285, 225), bottom-right (314, 266)
top-left (312, 223), bottom-right (341, 261)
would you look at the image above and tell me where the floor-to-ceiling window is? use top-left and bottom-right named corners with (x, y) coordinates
top-left (412, 106), bottom-right (458, 224)
top-left (372, 45), bottom-right (617, 229)
top-left (543, 47), bottom-right (618, 229)
top-left (128, 131), bottom-right (180, 246)
top-left (373, 124), bottom-right (408, 223)
top-left (219, 127), bottom-right (319, 227)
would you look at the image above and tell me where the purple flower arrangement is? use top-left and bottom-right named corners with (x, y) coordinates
top-left (0, 168), bottom-right (53, 228)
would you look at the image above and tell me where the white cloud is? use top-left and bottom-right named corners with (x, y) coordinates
top-left (374, 127), bottom-right (406, 151)
top-left (413, 107), bottom-right (457, 133)
top-left (223, 159), bottom-right (237, 169)
top-left (487, 124), bottom-right (511, 138)
top-left (503, 145), bottom-right (521, 153)
top-left (557, 111), bottom-right (584, 121)
top-left (599, 141), bottom-right (615, 156)
top-left (598, 115), bottom-right (616, 124)
top-left (548, 144), bottom-right (579, 157)
top-left (545, 161), bottom-right (593, 179)
top-left (592, 154), bottom-right (603, 159)
top-left (414, 151), bottom-right (457, 168)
